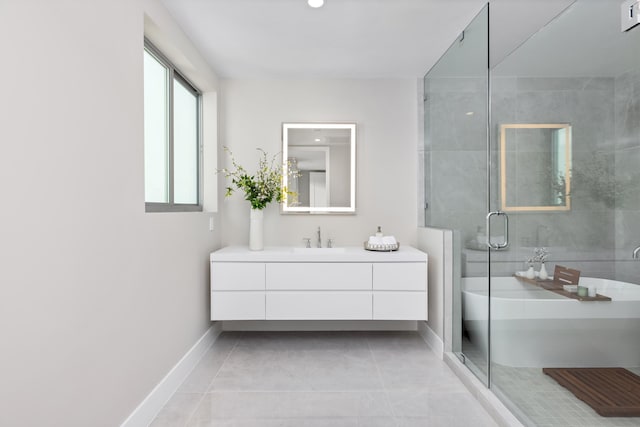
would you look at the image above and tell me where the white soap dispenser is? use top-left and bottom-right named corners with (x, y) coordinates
top-left (376, 226), bottom-right (383, 237)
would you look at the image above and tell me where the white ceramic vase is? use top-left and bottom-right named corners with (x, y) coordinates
top-left (525, 265), bottom-right (535, 279)
top-left (249, 208), bottom-right (264, 251)
top-left (539, 262), bottom-right (548, 280)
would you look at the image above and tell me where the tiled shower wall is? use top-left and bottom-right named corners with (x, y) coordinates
top-left (423, 76), bottom-right (487, 241)
top-left (614, 69), bottom-right (640, 283)
top-left (423, 73), bottom-right (638, 280)
top-left (493, 76), bottom-right (616, 260)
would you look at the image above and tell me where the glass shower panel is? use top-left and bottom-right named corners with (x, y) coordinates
top-left (489, 0), bottom-right (640, 425)
top-left (423, 5), bottom-right (489, 385)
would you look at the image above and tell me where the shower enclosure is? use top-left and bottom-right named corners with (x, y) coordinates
top-left (423, 1), bottom-right (640, 425)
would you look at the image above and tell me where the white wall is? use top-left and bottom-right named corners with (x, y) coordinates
top-left (0, 1), bottom-right (219, 426)
top-left (219, 79), bottom-right (418, 247)
top-left (417, 227), bottom-right (454, 348)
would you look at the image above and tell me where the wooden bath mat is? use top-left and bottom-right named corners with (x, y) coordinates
top-left (543, 367), bottom-right (640, 417)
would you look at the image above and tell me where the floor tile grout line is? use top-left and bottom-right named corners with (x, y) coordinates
top-left (365, 334), bottom-right (399, 422)
top-left (154, 331), bottom-right (499, 426)
top-left (182, 331), bottom-right (243, 427)
top-left (204, 332), bottom-right (390, 394)
top-left (202, 332), bottom-right (243, 391)
top-left (491, 364), bottom-right (640, 427)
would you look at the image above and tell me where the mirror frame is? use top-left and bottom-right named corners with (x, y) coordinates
top-left (500, 123), bottom-right (572, 212)
top-left (282, 122), bottom-right (356, 214)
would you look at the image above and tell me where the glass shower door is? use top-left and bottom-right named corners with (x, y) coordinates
top-left (423, 5), bottom-right (490, 385)
top-left (488, 0), bottom-right (640, 425)
top-left (427, 1), bottom-right (640, 424)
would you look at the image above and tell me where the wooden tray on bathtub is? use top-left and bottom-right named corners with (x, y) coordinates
top-left (513, 275), bottom-right (612, 301)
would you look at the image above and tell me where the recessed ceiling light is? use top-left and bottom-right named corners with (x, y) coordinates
top-left (465, 111), bottom-right (474, 116)
top-left (308, 0), bottom-right (324, 8)
top-left (314, 138), bottom-right (321, 142)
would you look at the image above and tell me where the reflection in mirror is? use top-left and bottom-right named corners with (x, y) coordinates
top-left (282, 123), bottom-right (356, 214)
top-left (500, 124), bottom-right (571, 212)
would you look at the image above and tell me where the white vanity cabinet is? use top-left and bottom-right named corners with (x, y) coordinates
top-left (210, 262), bottom-right (265, 320)
top-left (266, 263), bottom-right (373, 319)
top-left (372, 263), bottom-right (428, 320)
top-left (210, 246), bottom-right (427, 321)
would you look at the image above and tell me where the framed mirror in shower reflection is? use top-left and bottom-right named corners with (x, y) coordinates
top-left (281, 123), bottom-right (356, 214)
top-left (500, 123), bottom-right (572, 212)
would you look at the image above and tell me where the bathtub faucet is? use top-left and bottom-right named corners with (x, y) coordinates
top-left (633, 245), bottom-right (640, 260)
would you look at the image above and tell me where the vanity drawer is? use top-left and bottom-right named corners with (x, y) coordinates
top-left (373, 291), bottom-right (427, 320)
top-left (373, 263), bottom-right (426, 291)
top-left (266, 263), bottom-right (371, 291)
top-left (211, 291), bottom-right (265, 320)
top-left (211, 262), bottom-right (265, 291)
top-left (266, 292), bottom-right (372, 320)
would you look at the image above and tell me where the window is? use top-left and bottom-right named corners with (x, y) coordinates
top-left (144, 39), bottom-right (202, 212)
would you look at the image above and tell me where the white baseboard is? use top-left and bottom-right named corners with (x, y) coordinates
top-left (417, 321), bottom-right (444, 359)
top-left (120, 323), bottom-right (223, 427)
top-left (443, 352), bottom-right (524, 427)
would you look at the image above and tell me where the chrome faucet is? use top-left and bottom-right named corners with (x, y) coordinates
top-left (316, 227), bottom-right (322, 248)
top-left (633, 245), bottom-right (640, 259)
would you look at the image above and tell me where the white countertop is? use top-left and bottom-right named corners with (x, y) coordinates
top-left (211, 245), bottom-right (427, 263)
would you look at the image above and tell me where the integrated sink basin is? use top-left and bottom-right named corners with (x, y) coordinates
top-left (292, 247), bottom-right (346, 254)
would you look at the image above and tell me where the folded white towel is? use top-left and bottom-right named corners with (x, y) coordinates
top-left (382, 236), bottom-right (397, 245)
top-left (368, 236), bottom-right (384, 245)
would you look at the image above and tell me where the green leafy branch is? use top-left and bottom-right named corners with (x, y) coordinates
top-left (219, 147), bottom-right (288, 210)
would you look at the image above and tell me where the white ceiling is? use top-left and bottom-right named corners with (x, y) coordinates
top-left (159, 1), bottom-right (634, 80)
top-left (159, 0), bottom-right (487, 78)
top-left (493, 0), bottom-right (640, 77)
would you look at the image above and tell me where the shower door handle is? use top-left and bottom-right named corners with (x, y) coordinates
top-left (486, 211), bottom-right (509, 250)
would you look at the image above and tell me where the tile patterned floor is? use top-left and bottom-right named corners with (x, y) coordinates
top-left (460, 337), bottom-right (640, 426)
top-left (492, 365), bottom-right (640, 427)
top-left (150, 331), bottom-right (498, 427)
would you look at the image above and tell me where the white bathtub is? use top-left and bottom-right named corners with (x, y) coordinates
top-left (462, 276), bottom-right (640, 368)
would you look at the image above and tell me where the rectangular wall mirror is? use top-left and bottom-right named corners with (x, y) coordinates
top-left (282, 123), bottom-right (356, 214)
top-left (500, 123), bottom-right (571, 212)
